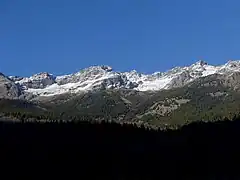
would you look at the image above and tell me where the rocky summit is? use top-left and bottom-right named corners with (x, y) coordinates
top-left (0, 73), bottom-right (22, 99)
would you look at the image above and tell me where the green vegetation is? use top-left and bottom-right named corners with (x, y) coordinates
top-left (1, 77), bottom-right (240, 129)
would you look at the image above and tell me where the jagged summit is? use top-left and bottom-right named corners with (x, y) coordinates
top-left (32, 72), bottom-right (54, 79)
top-left (81, 65), bottom-right (113, 72)
top-left (4, 60), bottom-right (240, 97)
top-left (194, 60), bottom-right (208, 66)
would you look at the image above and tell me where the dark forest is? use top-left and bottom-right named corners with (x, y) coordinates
top-left (1, 117), bottom-right (240, 179)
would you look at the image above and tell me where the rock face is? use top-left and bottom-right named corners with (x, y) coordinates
top-left (14, 72), bottom-right (55, 89)
top-left (167, 71), bottom-right (193, 89)
top-left (0, 73), bottom-right (22, 99)
top-left (216, 72), bottom-right (240, 90)
top-left (55, 66), bottom-right (113, 85)
top-left (8, 76), bottom-right (24, 82)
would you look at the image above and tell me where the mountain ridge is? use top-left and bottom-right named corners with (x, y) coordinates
top-left (1, 60), bottom-right (240, 127)
top-left (3, 60), bottom-right (240, 97)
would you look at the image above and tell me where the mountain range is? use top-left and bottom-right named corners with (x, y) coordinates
top-left (1, 60), bottom-right (240, 128)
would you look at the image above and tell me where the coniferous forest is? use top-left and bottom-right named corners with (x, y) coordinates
top-left (1, 115), bottom-right (240, 179)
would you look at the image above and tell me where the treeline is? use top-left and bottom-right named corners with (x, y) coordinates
top-left (1, 115), bottom-right (240, 179)
top-left (1, 110), bottom-right (182, 130)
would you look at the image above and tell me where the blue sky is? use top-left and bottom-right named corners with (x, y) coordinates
top-left (0, 0), bottom-right (240, 76)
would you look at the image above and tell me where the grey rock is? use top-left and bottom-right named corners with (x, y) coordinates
top-left (0, 73), bottom-right (22, 99)
top-left (56, 66), bottom-right (113, 85)
top-left (167, 71), bottom-right (193, 89)
top-left (8, 76), bottom-right (24, 82)
top-left (18, 72), bottom-right (56, 89)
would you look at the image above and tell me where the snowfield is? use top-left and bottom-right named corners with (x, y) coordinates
top-left (10, 60), bottom-right (240, 96)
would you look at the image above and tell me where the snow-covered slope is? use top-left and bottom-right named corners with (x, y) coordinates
top-left (9, 60), bottom-right (240, 97)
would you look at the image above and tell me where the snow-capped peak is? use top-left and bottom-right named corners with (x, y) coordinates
top-left (193, 60), bottom-right (208, 66)
top-left (32, 72), bottom-right (54, 79)
top-left (14, 72), bottom-right (56, 90)
top-left (9, 60), bottom-right (240, 97)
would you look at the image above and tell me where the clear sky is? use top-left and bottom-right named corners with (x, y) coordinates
top-left (1, 0), bottom-right (240, 76)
